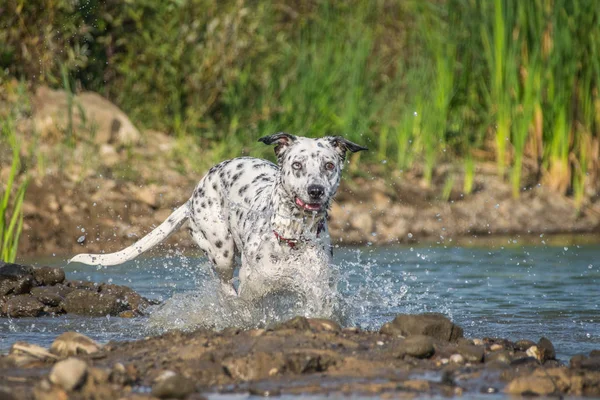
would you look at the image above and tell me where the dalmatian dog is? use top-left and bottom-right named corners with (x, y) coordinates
top-left (70, 133), bottom-right (367, 303)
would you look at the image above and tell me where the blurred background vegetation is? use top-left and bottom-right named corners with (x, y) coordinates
top-left (1, 0), bottom-right (599, 206)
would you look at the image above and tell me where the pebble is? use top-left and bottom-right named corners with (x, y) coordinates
top-left (490, 343), bottom-right (503, 351)
top-left (49, 358), bottom-right (88, 391)
top-left (515, 339), bottom-right (536, 351)
top-left (10, 342), bottom-right (58, 361)
top-left (449, 354), bottom-right (465, 364)
top-left (485, 350), bottom-right (512, 364)
top-left (50, 332), bottom-right (101, 357)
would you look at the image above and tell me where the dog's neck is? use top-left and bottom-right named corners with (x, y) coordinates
top-left (269, 184), bottom-right (326, 240)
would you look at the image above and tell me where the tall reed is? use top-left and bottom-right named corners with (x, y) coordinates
top-left (1, 120), bottom-right (29, 263)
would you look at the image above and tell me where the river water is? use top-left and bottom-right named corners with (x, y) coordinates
top-left (1, 240), bottom-right (599, 361)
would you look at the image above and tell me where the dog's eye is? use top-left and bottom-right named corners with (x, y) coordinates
top-left (292, 162), bottom-right (302, 170)
top-left (325, 162), bottom-right (335, 171)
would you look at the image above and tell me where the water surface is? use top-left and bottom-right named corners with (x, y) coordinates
top-left (2, 241), bottom-right (598, 361)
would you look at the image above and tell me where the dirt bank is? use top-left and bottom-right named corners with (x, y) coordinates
top-left (1, 313), bottom-right (600, 399)
top-left (16, 134), bottom-right (600, 259)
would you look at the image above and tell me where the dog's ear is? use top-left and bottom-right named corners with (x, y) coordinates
top-left (258, 132), bottom-right (297, 160)
top-left (325, 136), bottom-right (368, 160)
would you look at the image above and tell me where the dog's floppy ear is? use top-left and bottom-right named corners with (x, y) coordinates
top-left (326, 136), bottom-right (368, 160)
top-left (258, 132), bottom-right (297, 160)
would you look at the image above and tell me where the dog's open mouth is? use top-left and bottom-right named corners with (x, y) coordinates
top-left (295, 197), bottom-right (322, 212)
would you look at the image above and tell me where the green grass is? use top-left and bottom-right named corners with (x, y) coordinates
top-left (1, 0), bottom-right (599, 202)
top-left (1, 119), bottom-right (28, 263)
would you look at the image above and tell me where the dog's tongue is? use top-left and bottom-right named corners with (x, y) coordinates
top-left (295, 197), bottom-right (321, 211)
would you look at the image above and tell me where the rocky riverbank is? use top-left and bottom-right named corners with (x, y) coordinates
top-left (0, 262), bottom-right (152, 318)
top-left (1, 313), bottom-right (600, 399)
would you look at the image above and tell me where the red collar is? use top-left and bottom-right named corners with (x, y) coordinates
top-left (273, 220), bottom-right (325, 249)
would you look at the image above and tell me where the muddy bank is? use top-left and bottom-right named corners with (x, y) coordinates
top-left (0, 262), bottom-right (152, 318)
top-left (16, 150), bottom-right (600, 259)
top-left (1, 313), bottom-right (600, 399)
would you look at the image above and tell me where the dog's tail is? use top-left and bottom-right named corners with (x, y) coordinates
top-left (69, 201), bottom-right (190, 266)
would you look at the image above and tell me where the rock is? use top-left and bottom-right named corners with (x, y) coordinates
top-left (99, 283), bottom-right (150, 312)
top-left (526, 345), bottom-right (542, 362)
top-left (590, 349), bottom-right (600, 358)
top-left (31, 285), bottom-right (72, 307)
top-left (65, 280), bottom-right (100, 292)
top-left (570, 354), bottom-right (587, 368)
top-left (32, 266), bottom-right (65, 286)
top-left (284, 349), bottom-right (338, 374)
top-left (401, 379), bottom-right (431, 392)
top-left (50, 332), bottom-right (101, 357)
top-left (5, 295), bottom-right (45, 317)
top-left (151, 373), bottom-right (196, 399)
top-left (33, 380), bottom-right (68, 400)
top-left (449, 354), bottom-right (465, 364)
top-left (580, 357), bottom-right (600, 371)
top-left (308, 318), bottom-right (342, 333)
top-left (504, 375), bottom-right (556, 395)
top-left (485, 350), bottom-right (512, 364)
top-left (10, 342), bottom-right (58, 361)
top-left (61, 289), bottom-right (124, 316)
top-left (33, 86), bottom-right (141, 146)
top-left (537, 337), bottom-right (556, 362)
top-left (514, 339), bottom-right (536, 351)
top-left (456, 344), bottom-right (484, 363)
top-left (273, 316), bottom-right (311, 331)
top-left (380, 313), bottom-right (463, 342)
top-left (223, 352), bottom-right (285, 381)
top-left (0, 262), bottom-right (35, 296)
top-left (49, 358), bottom-right (88, 391)
top-left (399, 335), bottom-right (435, 359)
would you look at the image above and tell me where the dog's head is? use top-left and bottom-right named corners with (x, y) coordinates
top-left (258, 133), bottom-right (367, 213)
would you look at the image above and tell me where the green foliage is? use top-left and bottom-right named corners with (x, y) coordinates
top-left (1, 0), bottom-right (599, 201)
top-left (1, 120), bottom-right (28, 263)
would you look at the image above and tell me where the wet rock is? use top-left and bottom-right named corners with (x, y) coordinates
top-left (401, 379), bottom-right (431, 392)
top-left (590, 349), bottom-right (600, 358)
top-left (449, 354), bottom-right (465, 364)
top-left (49, 358), bottom-right (88, 391)
top-left (284, 349), bottom-right (338, 373)
top-left (485, 350), bottom-right (512, 364)
top-left (570, 354), bottom-right (587, 368)
top-left (32, 266), bottom-right (65, 286)
top-left (5, 295), bottom-right (45, 317)
top-left (398, 335), bottom-right (435, 359)
top-left (61, 289), bottom-right (124, 316)
top-left (580, 357), bottom-right (600, 371)
top-left (99, 283), bottom-right (150, 312)
top-left (0, 262), bottom-right (33, 280)
top-left (456, 344), bottom-right (484, 363)
top-left (10, 342), bottom-right (58, 361)
top-left (152, 372), bottom-right (196, 399)
top-left (65, 280), bottom-right (100, 292)
top-left (30, 285), bottom-right (72, 307)
top-left (223, 352), bottom-right (285, 381)
top-left (526, 345), bottom-right (543, 362)
top-left (514, 339), bottom-right (536, 351)
top-left (504, 375), bottom-right (557, 395)
top-left (0, 263), bottom-right (36, 295)
top-left (537, 337), bottom-right (556, 362)
top-left (33, 380), bottom-right (68, 400)
top-left (50, 332), bottom-right (101, 357)
top-left (308, 318), bottom-right (342, 333)
top-left (273, 316), bottom-right (311, 331)
top-left (380, 313), bottom-right (463, 342)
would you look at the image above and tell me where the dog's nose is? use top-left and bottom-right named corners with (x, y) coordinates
top-left (307, 184), bottom-right (325, 200)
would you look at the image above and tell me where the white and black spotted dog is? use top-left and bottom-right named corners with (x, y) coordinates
top-left (70, 133), bottom-right (367, 303)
